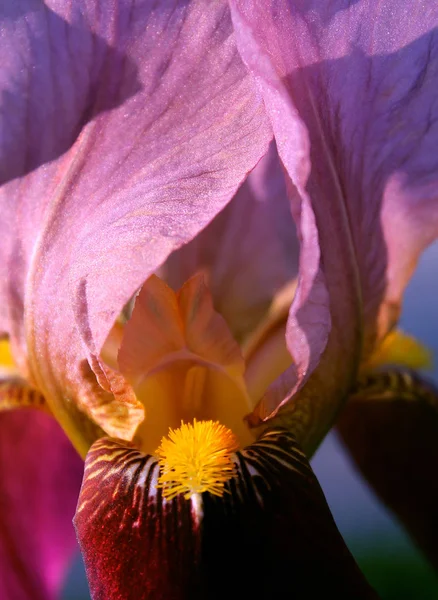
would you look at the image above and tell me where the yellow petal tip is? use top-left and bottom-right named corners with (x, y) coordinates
top-left (366, 329), bottom-right (433, 372)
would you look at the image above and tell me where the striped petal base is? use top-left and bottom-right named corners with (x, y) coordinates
top-left (0, 378), bottom-right (49, 413)
top-left (75, 429), bottom-right (377, 600)
top-left (338, 369), bottom-right (438, 569)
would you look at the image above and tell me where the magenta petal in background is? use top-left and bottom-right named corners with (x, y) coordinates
top-left (0, 409), bottom-right (83, 600)
top-left (0, 0), bottom-right (272, 452)
top-left (231, 0), bottom-right (438, 454)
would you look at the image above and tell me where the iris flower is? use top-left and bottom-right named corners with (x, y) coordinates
top-left (1, 1), bottom-right (438, 598)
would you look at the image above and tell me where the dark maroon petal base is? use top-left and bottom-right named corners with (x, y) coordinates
top-left (75, 429), bottom-right (378, 599)
top-left (338, 369), bottom-right (438, 569)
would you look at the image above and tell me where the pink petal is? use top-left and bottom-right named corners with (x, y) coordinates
top-left (0, 1), bottom-right (272, 453)
top-left (0, 408), bottom-right (83, 600)
top-left (231, 0), bottom-right (438, 454)
top-left (162, 142), bottom-right (299, 342)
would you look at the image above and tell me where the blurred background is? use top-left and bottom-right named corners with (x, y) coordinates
top-left (62, 241), bottom-right (438, 599)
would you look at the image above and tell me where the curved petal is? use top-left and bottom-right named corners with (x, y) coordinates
top-left (118, 275), bottom-right (253, 450)
top-left (161, 141), bottom-right (299, 342)
top-left (75, 429), bottom-right (377, 599)
top-left (338, 369), bottom-right (438, 569)
top-left (230, 0), bottom-right (438, 455)
top-left (0, 0), bottom-right (272, 454)
top-left (0, 408), bottom-right (83, 600)
top-left (118, 275), bottom-right (247, 386)
top-left (0, 0), bottom-right (142, 357)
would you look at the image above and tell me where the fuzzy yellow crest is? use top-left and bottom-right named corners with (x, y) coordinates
top-left (155, 419), bottom-right (238, 500)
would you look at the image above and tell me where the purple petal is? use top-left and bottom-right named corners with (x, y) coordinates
top-left (231, 0), bottom-right (438, 454)
top-left (0, 0), bottom-right (141, 185)
top-left (162, 142), bottom-right (299, 342)
top-left (0, 0), bottom-right (140, 352)
top-left (0, 408), bottom-right (83, 600)
top-left (0, 1), bottom-right (272, 453)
